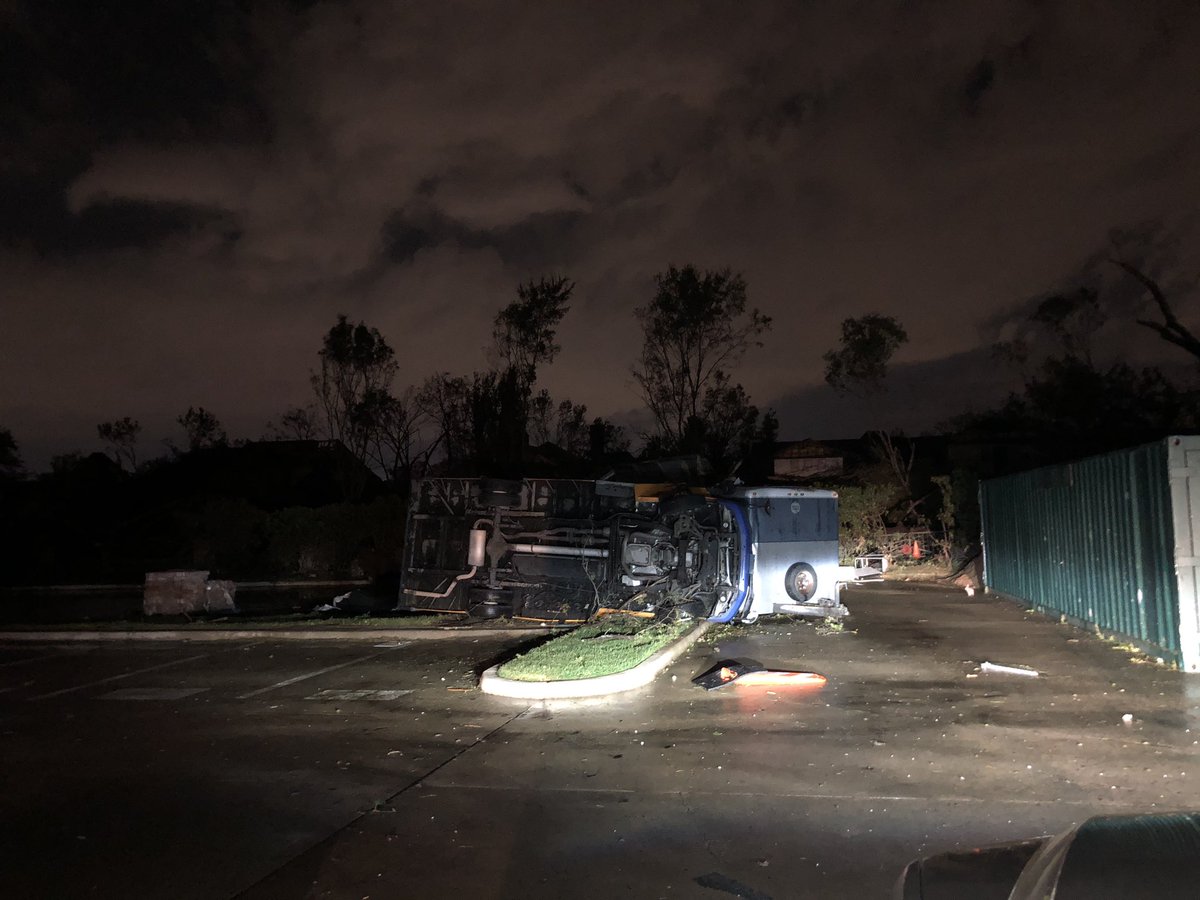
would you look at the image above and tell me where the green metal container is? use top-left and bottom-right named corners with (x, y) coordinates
top-left (980, 436), bottom-right (1200, 672)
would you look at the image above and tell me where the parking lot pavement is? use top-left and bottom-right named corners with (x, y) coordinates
top-left (4, 584), bottom-right (1200, 899)
top-left (0, 633), bottom-right (535, 900)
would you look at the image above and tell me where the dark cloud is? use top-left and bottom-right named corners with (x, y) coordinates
top-left (3, 0), bottom-right (1200, 469)
top-left (962, 59), bottom-right (996, 113)
top-left (69, 200), bottom-right (239, 255)
top-left (0, 0), bottom-right (267, 258)
top-left (2, 192), bottom-right (239, 257)
top-left (380, 205), bottom-right (585, 269)
top-left (767, 349), bottom-right (1019, 440)
top-left (0, 0), bottom-right (265, 146)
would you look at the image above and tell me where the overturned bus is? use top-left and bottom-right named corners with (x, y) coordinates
top-left (397, 475), bottom-right (853, 624)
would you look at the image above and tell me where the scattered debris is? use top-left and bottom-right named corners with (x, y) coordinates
top-left (692, 658), bottom-right (826, 691)
top-left (313, 589), bottom-right (392, 616)
top-left (693, 658), bottom-right (763, 689)
top-left (980, 661), bottom-right (1040, 678)
top-left (582, 632), bottom-right (636, 641)
top-left (814, 617), bottom-right (846, 636)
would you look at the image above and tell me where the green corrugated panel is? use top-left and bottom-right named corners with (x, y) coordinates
top-left (981, 440), bottom-right (1180, 664)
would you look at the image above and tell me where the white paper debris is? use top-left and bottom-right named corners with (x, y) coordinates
top-left (980, 661), bottom-right (1040, 677)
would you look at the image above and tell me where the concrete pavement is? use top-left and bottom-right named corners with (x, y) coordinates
top-left (3, 584), bottom-right (1198, 899)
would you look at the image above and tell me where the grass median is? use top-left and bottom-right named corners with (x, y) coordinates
top-left (497, 614), bottom-right (691, 682)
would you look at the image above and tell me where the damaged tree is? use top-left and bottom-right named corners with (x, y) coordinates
top-left (178, 406), bottom-right (227, 451)
top-left (1111, 258), bottom-right (1200, 363)
top-left (633, 265), bottom-right (772, 460)
top-left (97, 417), bottom-right (141, 471)
top-left (313, 315), bottom-right (399, 467)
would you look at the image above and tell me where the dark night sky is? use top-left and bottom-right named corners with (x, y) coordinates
top-left (3, 0), bottom-right (1199, 469)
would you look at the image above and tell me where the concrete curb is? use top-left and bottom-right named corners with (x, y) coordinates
top-left (0, 627), bottom-right (543, 643)
top-left (479, 620), bottom-right (712, 699)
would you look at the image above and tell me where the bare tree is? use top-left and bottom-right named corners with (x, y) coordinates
top-left (416, 373), bottom-right (472, 471)
top-left (527, 389), bottom-right (555, 446)
top-left (1112, 258), bottom-right (1200, 362)
top-left (177, 406), bottom-right (227, 451)
top-left (97, 417), bottom-right (141, 471)
top-left (869, 430), bottom-right (926, 523)
top-left (354, 386), bottom-right (431, 482)
top-left (526, 390), bottom-right (592, 457)
top-left (1029, 288), bottom-right (1106, 365)
top-left (871, 431), bottom-right (915, 493)
top-left (553, 398), bottom-right (590, 458)
top-left (266, 405), bottom-right (320, 441)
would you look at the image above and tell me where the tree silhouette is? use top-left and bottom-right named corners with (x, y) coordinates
top-left (97, 417), bottom-right (141, 471)
top-left (492, 276), bottom-right (573, 384)
top-left (265, 405), bottom-right (319, 441)
top-left (416, 373), bottom-right (472, 471)
top-left (352, 386), bottom-right (428, 483)
top-left (312, 315), bottom-right (398, 465)
top-left (952, 356), bottom-right (1187, 454)
top-left (414, 276), bottom-right (577, 475)
top-left (690, 375), bottom-right (768, 468)
top-left (588, 417), bottom-right (630, 462)
top-left (823, 314), bottom-right (908, 396)
top-left (1112, 258), bottom-right (1200, 363)
top-left (633, 265), bottom-right (770, 452)
top-left (0, 427), bottom-right (22, 479)
top-left (178, 406), bottom-right (227, 451)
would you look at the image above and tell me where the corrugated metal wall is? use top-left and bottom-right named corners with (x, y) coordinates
top-left (981, 438), bottom-right (1189, 668)
top-left (1167, 437), bottom-right (1200, 672)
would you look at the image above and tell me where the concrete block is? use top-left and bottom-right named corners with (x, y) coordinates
top-left (144, 571), bottom-right (235, 615)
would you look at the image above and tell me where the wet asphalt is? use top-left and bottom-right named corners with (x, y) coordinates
top-left (2, 583), bottom-right (1198, 899)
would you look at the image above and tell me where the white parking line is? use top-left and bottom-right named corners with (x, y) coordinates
top-left (236, 650), bottom-right (399, 699)
top-left (30, 654), bottom-right (210, 700)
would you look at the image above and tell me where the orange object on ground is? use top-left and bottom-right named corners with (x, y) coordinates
top-left (692, 658), bottom-right (827, 690)
top-left (735, 670), bottom-right (826, 687)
